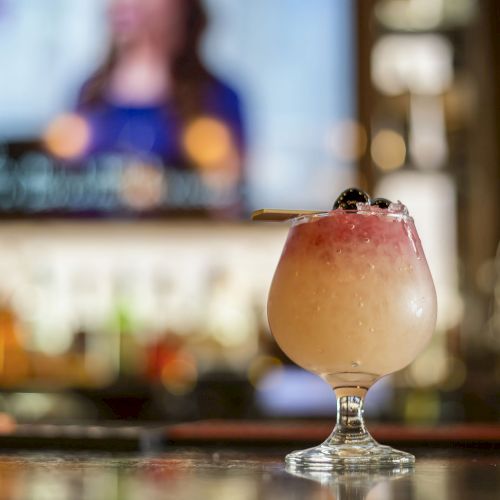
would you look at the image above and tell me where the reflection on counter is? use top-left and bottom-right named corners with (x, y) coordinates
top-left (0, 452), bottom-right (497, 500)
top-left (286, 465), bottom-right (412, 500)
top-left (0, 453), bottom-right (320, 500)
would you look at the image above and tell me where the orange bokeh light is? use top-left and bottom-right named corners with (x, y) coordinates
top-left (161, 355), bottom-right (198, 395)
top-left (44, 113), bottom-right (91, 160)
top-left (182, 116), bottom-right (233, 170)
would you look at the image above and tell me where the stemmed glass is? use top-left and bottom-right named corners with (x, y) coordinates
top-left (267, 201), bottom-right (437, 469)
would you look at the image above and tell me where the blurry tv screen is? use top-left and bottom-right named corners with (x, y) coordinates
top-left (0, 0), bottom-right (355, 217)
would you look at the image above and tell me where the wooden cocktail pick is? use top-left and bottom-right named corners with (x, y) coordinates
top-left (251, 208), bottom-right (323, 221)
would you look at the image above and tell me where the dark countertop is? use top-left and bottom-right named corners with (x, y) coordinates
top-left (0, 449), bottom-right (498, 500)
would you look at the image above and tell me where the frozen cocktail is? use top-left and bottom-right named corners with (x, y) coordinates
top-left (264, 188), bottom-right (437, 469)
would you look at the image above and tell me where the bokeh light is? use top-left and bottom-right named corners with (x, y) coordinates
top-left (404, 389), bottom-right (440, 423)
top-left (161, 355), bottom-right (198, 395)
top-left (182, 116), bottom-right (233, 170)
top-left (371, 129), bottom-right (406, 171)
top-left (375, 0), bottom-right (476, 31)
top-left (43, 114), bottom-right (91, 160)
top-left (371, 34), bottom-right (453, 96)
top-left (327, 120), bottom-right (368, 162)
top-left (119, 163), bottom-right (166, 210)
top-left (408, 340), bottom-right (448, 388)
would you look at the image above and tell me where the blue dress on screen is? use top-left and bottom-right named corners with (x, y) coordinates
top-left (77, 79), bottom-right (245, 167)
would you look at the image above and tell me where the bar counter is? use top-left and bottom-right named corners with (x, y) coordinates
top-left (0, 448), bottom-right (497, 499)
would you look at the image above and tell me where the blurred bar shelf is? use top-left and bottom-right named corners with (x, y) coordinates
top-left (1, 420), bottom-right (499, 453)
top-left (165, 420), bottom-right (500, 449)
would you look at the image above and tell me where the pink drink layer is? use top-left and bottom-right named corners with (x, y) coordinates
top-left (267, 206), bottom-right (437, 389)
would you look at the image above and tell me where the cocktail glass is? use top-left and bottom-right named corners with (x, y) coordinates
top-left (267, 203), bottom-right (437, 469)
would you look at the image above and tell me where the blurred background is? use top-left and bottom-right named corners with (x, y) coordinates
top-left (0, 0), bottom-right (498, 426)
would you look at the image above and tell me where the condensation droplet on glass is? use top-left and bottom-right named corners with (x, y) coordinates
top-left (359, 301), bottom-right (364, 308)
top-left (369, 327), bottom-right (375, 333)
top-left (364, 238), bottom-right (370, 243)
top-left (294, 271), bottom-right (299, 278)
top-left (351, 361), bottom-right (360, 368)
top-left (358, 320), bottom-right (363, 327)
top-left (349, 224), bottom-right (355, 230)
top-left (398, 266), bottom-right (404, 272)
top-left (369, 263), bottom-right (375, 270)
top-left (336, 248), bottom-right (342, 254)
top-left (316, 305), bottom-right (321, 312)
top-left (326, 260), bottom-right (331, 266)
top-left (360, 274), bottom-right (366, 280)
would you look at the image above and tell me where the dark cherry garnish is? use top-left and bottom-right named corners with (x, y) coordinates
top-left (370, 197), bottom-right (392, 209)
top-left (333, 188), bottom-right (370, 210)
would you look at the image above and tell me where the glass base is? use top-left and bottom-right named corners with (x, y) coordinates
top-left (285, 440), bottom-right (415, 471)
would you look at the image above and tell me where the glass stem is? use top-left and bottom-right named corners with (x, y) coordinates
top-left (326, 394), bottom-right (376, 446)
top-left (336, 395), bottom-right (366, 437)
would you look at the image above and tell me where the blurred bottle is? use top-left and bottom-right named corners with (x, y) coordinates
top-left (0, 301), bottom-right (30, 386)
top-left (116, 299), bottom-right (141, 377)
top-left (109, 272), bottom-right (144, 378)
top-left (198, 266), bottom-right (258, 372)
top-left (66, 328), bottom-right (89, 385)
